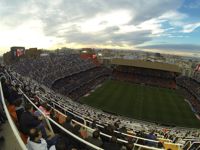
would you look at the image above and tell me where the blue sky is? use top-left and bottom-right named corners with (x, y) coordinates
top-left (0, 0), bottom-right (200, 56)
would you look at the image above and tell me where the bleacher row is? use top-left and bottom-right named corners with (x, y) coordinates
top-left (3, 68), bottom-right (200, 150)
top-left (112, 66), bottom-right (176, 89)
top-left (11, 54), bottom-right (96, 88)
top-left (52, 66), bottom-right (111, 100)
top-left (1, 53), bottom-right (199, 150)
top-left (176, 76), bottom-right (200, 115)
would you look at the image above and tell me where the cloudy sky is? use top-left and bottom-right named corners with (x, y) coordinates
top-left (0, 0), bottom-right (200, 56)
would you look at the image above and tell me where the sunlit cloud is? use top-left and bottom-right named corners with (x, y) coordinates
top-left (80, 10), bottom-right (132, 33)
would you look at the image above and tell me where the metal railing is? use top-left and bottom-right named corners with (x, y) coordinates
top-left (20, 88), bottom-right (104, 150)
top-left (6, 70), bottom-right (184, 150)
top-left (0, 82), bottom-right (27, 150)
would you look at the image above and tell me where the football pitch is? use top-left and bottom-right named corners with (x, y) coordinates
top-left (82, 80), bottom-right (200, 128)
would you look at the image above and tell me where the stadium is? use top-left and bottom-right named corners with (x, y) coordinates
top-left (0, 48), bottom-right (200, 150)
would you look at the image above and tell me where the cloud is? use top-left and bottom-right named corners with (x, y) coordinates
top-left (61, 26), bottom-right (152, 47)
top-left (1, 0), bottom-right (200, 55)
top-left (182, 23), bottom-right (200, 33)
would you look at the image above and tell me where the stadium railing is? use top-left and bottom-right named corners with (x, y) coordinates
top-left (22, 91), bottom-right (104, 150)
top-left (33, 90), bottom-right (166, 149)
top-left (2, 72), bottom-right (104, 150)
top-left (7, 70), bottom-right (182, 150)
top-left (0, 82), bottom-right (27, 150)
top-left (40, 94), bottom-right (171, 145)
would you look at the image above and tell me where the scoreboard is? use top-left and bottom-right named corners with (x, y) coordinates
top-left (11, 47), bottom-right (25, 58)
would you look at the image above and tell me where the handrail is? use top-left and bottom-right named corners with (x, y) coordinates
top-left (33, 97), bottom-right (165, 150)
top-left (7, 70), bottom-right (200, 132)
top-left (21, 78), bottom-right (171, 145)
top-left (0, 82), bottom-right (27, 150)
top-left (38, 96), bottom-right (167, 149)
top-left (20, 88), bottom-right (104, 150)
top-left (10, 71), bottom-right (179, 145)
top-left (44, 95), bottom-right (163, 143)
top-left (6, 70), bottom-right (183, 149)
top-left (21, 89), bottom-right (54, 134)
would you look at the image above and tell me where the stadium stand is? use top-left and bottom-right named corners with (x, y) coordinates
top-left (176, 76), bottom-right (200, 115)
top-left (11, 54), bottom-right (96, 88)
top-left (112, 65), bottom-right (177, 89)
top-left (1, 54), bottom-right (200, 150)
top-left (52, 66), bottom-right (111, 100)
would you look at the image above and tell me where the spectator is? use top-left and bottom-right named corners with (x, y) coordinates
top-left (86, 130), bottom-right (103, 147)
top-left (1, 77), bottom-right (11, 101)
top-left (72, 124), bottom-right (81, 137)
top-left (8, 84), bottom-right (22, 104)
top-left (49, 137), bottom-right (68, 150)
top-left (146, 131), bottom-right (157, 146)
top-left (14, 98), bottom-right (24, 121)
top-left (63, 116), bottom-right (74, 132)
top-left (27, 128), bottom-right (50, 150)
top-left (19, 103), bottom-right (46, 137)
top-left (103, 136), bottom-right (121, 150)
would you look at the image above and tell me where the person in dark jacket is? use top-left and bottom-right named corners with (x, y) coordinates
top-left (14, 98), bottom-right (24, 121)
top-left (19, 103), bottom-right (45, 136)
top-left (103, 136), bottom-right (121, 150)
top-left (8, 84), bottom-right (22, 104)
top-left (1, 77), bottom-right (10, 101)
top-left (86, 130), bottom-right (103, 147)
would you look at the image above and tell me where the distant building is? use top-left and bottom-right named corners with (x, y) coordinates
top-left (10, 46), bottom-right (25, 58)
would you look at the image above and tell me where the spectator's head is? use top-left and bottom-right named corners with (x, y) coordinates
top-left (92, 130), bottom-right (100, 139)
top-left (15, 84), bottom-right (20, 90)
top-left (29, 128), bottom-right (42, 142)
top-left (150, 131), bottom-right (155, 135)
top-left (114, 122), bottom-right (119, 129)
top-left (45, 105), bottom-right (52, 112)
top-left (55, 138), bottom-right (67, 150)
top-left (25, 103), bottom-right (33, 112)
top-left (72, 124), bottom-right (81, 136)
top-left (41, 102), bottom-right (47, 108)
top-left (14, 98), bottom-right (22, 107)
top-left (91, 120), bottom-right (97, 129)
top-left (0, 77), bottom-right (6, 84)
top-left (65, 116), bottom-right (72, 124)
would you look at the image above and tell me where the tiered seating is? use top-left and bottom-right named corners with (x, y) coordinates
top-left (52, 66), bottom-right (111, 99)
top-left (112, 66), bottom-right (177, 89)
top-left (7, 70), bottom-right (200, 150)
top-left (176, 76), bottom-right (200, 115)
top-left (11, 54), bottom-right (96, 87)
top-left (5, 55), bottom-right (200, 149)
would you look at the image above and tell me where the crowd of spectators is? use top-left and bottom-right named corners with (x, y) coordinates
top-left (52, 66), bottom-right (110, 100)
top-left (176, 76), bottom-right (200, 115)
top-left (0, 71), bottom-right (155, 150)
top-left (3, 54), bottom-right (200, 149)
top-left (11, 54), bottom-right (96, 88)
top-left (9, 70), bottom-right (200, 149)
top-left (112, 66), bottom-right (177, 89)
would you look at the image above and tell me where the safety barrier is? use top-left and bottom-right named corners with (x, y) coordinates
top-left (0, 82), bottom-right (27, 150)
top-left (2, 71), bottom-right (104, 150)
top-left (7, 70), bottom-right (184, 150)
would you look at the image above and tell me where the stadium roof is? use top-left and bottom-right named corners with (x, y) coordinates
top-left (111, 59), bottom-right (181, 73)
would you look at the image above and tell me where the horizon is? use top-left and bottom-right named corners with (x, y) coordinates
top-left (0, 0), bottom-right (200, 57)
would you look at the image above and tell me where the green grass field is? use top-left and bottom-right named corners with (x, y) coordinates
top-left (82, 80), bottom-right (200, 128)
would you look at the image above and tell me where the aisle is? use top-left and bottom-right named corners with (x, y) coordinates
top-left (0, 122), bottom-right (22, 150)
